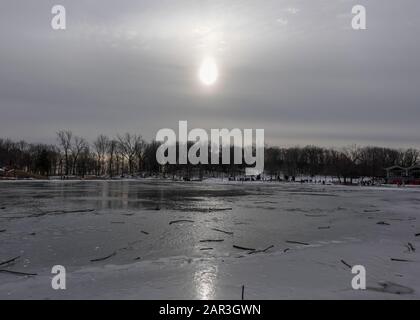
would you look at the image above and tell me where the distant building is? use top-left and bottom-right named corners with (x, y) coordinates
top-left (385, 164), bottom-right (420, 185)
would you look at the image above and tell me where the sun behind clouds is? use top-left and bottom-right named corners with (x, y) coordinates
top-left (198, 57), bottom-right (219, 86)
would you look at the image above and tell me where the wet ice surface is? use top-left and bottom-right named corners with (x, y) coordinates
top-left (0, 180), bottom-right (420, 299)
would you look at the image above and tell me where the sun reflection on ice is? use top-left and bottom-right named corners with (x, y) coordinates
top-left (194, 263), bottom-right (218, 300)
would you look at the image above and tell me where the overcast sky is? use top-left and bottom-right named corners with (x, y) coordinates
top-left (0, 0), bottom-right (419, 148)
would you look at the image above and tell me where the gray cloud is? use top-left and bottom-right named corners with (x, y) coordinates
top-left (0, 0), bottom-right (419, 147)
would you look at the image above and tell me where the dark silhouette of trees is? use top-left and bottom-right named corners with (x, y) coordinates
top-left (0, 133), bottom-right (418, 183)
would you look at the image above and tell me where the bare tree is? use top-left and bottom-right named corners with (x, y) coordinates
top-left (57, 130), bottom-right (72, 176)
top-left (93, 134), bottom-right (110, 176)
top-left (70, 136), bottom-right (88, 175)
top-left (117, 133), bottom-right (142, 175)
top-left (401, 149), bottom-right (419, 167)
top-left (134, 136), bottom-right (145, 174)
top-left (107, 140), bottom-right (118, 177)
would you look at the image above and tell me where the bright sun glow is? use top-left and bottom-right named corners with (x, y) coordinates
top-left (199, 57), bottom-right (219, 86)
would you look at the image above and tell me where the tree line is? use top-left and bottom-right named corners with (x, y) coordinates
top-left (0, 130), bottom-right (418, 183)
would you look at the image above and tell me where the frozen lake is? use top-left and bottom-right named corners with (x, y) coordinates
top-left (1, 180), bottom-right (420, 299)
